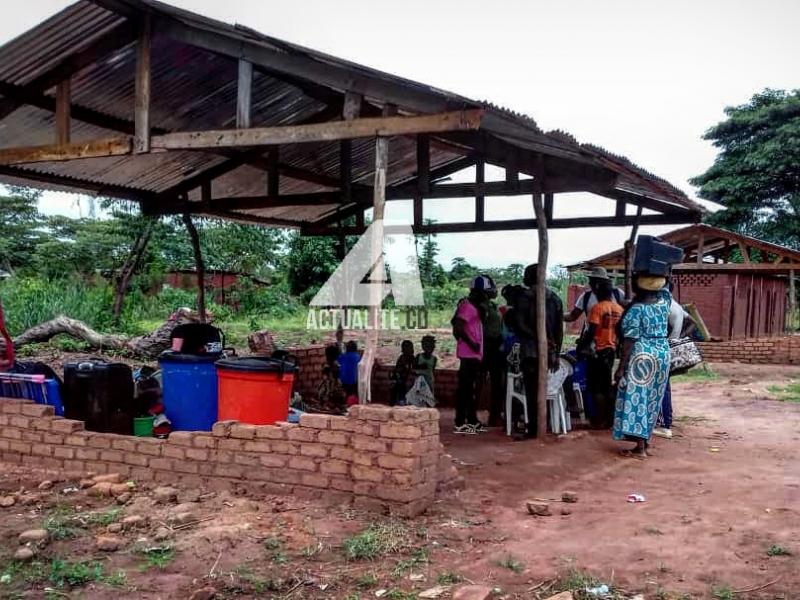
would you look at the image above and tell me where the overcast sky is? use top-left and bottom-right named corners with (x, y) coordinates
top-left (2, 0), bottom-right (799, 268)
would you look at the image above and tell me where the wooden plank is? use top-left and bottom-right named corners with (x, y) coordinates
top-left (544, 192), bottom-right (554, 225)
top-left (150, 109), bottom-right (484, 150)
top-left (790, 269), bottom-right (796, 332)
top-left (236, 59), bottom-right (253, 129)
top-left (739, 242), bottom-right (751, 263)
top-left (532, 185), bottom-right (549, 439)
top-left (0, 137), bottom-right (132, 165)
top-left (475, 159), bottom-right (485, 224)
top-left (340, 91), bottom-right (362, 204)
top-left (134, 15), bottom-right (152, 154)
top-left (697, 232), bottom-right (705, 265)
top-left (505, 148), bottom-right (519, 191)
top-left (55, 80), bottom-right (71, 145)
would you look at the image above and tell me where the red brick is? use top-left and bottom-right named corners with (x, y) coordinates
top-left (21, 404), bottom-right (54, 418)
top-left (391, 440), bottom-right (425, 457)
top-left (318, 430), bottom-right (349, 445)
top-left (163, 445), bottom-right (185, 460)
top-left (329, 416), bottom-right (358, 432)
top-left (193, 435), bottom-right (216, 448)
top-left (300, 443), bottom-right (328, 458)
top-left (254, 425), bottom-right (285, 440)
top-left (0, 400), bottom-right (26, 414)
top-left (124, 452), bottom-right (149, 467)
top-left (352, 436), bottom-right (387, 452)
top-left (213, 464), bottom-right (246, 479)
top-left (234, 453), bottom-right (260, 467)
top-left (50, 419), bottom-right (84, 434)
top-left (137, 439), bottom-right (163, 456)
top-left (185, 447), bottom-right (209, 461)
top-left (75, 448), bottom-right (99, 461)
top-left (167, 431), bottom-right (194, 446)
top-left (1, 427), bottom-right (22, 440)
top-left (351, 464), bottom-right (383, 482)
top-left (65, 432), bottom-right (89, 446)
top-left (211, 449), bottom-right (233, 463)
top-left (230, 424), bottom-right (257, 439)
top-left (149, 458), bottom-right (173, 471)
top-left (390, 407), bottom-right (437, 424)
top-left (31, 444), bottom-right (52, 457)
top-left (330, 447), bottom-right (354, 462)
top-left (287, 427), bottom-right (317, 442)
top-left (9, 415), bottom-right (31, 429)
top-left (21, 430), bottom-right (42, 442)
top-left (259, 454), bottom-right (288, 468)
top-left (43, 433), bottom-right (65, 445)
top-left (299, 413), bottom-right (331, 429)
top-left (320, 459), bottom-right (349, 475)
top-left (377, 454), bottom-right (419, 471)
top-left (379, 422), bottom-right (423, 440)
top-left (243, 441), bottom-right (271, 453)
top-left (288, 456), bottom-right (317, 471)
top-left (301, 472), bottom-right (329, 488)
top-left (212, 420), bottom-right (236, 438)
top-left (111, 438), bottom-right (136, 452)
top-left (173, 461), bottom-right (199, 474)
top-left (218, 438), bottom-right (246, 452)
top-left (31, 418), bottom-right (53, 432)
top-left (0, 440), bottom-right (8, 451)
top-left (86, 434), bottom-right (112, 449)
top-left (330, 477), bottom-right (354, 492)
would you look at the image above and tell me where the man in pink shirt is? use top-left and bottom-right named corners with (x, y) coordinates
top-left (451, 276), bottom-right (490, 433)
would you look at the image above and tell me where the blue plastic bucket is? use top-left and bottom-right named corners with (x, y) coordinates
top-left (159, 352), bottom-right (220, 431)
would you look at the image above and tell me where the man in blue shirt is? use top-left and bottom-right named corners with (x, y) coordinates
top-left (337, 340), bottom-right (361, 397)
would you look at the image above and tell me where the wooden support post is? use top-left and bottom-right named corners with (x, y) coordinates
top-left (267, 147), bottom-right (279, 199)
top-left (200, 181), bottom-right (211, 206)
top-left (739, 242), bottom-right (751, 263)
top-left (359, 105), bottom-right (392, 404)
top-left (696, 233), bottom-right (705, 266)
top-left (134, 16), bottom-right (152, 154)
top-left (544, 192), bottom-right (554, 226)
top-left (416, 134), bottom-right (430, 195)
top-left (236, 59), bottom-right (253, 129)
top-left (624, 206), bottom-right (643, 298)
top-left (341, 92), bottom-right (362, 204)
top-left (475, 158), bottom-right (485, 224)
top-left (55, 80), bottom-right (71, 145)
top-left (532, 186), bottom-right (549, 439)
top-left (505, 149), bottom-right (519, 192)
top-left (790, 269), bottom-right (797, 332)
top-left (181, 213), bottom-right (206, 323)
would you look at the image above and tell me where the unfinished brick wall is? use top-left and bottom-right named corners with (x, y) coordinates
top-left (0, 399), bottom-right (457, 516)
top-left (698, 335), bottom-right (800, 364)
top-left (290, 345), bottom-right (464, 407)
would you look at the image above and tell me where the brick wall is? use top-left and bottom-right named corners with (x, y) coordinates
top-left (698, 335), bottom-right (800, 364)
top-left (0, 399), bottom-right (457, 517)
top-left (290, 345), bottom-right (463, 408)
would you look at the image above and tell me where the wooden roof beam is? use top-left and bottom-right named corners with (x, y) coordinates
top-left (0, 137), bottom-right (132, 165)
top-left (150, 109), bottom-right (484, 151)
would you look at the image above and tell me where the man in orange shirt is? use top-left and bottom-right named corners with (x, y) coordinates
top-left (585, 281), bottom-right (624, 428)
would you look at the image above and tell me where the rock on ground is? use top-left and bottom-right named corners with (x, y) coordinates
top-left (96, 535), bottom-right (123, 552)
top-left (154, 526), bottom-right (172, 541)
top-left (561, 491), bottom-right (578, 503)
top-left (452, 585), bottom-right (494, 600)
top-left (37, 480), bottom-right (54, 490)
top-left (0, 496), bottom-right (15, 508)
top-left (189, 586), bottom-right (217, 600)
top-left (14, 547), bottom-right (36, 561)
top-left (153, 486), bottom-right (179, 504)
top-left (526, 501), bottom-right (551, 516)
top-left (18, 529), bottom-right (48, 544)
top-left (93, 473), bottom-right (123, 484)
top-left (544, 592), bottom-right (574, 600)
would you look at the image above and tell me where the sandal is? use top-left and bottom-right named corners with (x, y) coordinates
top-left (619, 449), bottom-right (647, 460)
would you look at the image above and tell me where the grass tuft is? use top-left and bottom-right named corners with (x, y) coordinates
top-left (711, 584), bottom-right (734, 600)
top-left (766, 544), bottom-right (792, 557)
top-left (437, 571), bottom-right (463, 585)
top-left (767, 380), bottom-right (800, 403)
top-left (48, 558), bottom-right (104, 588)
top-left (672, 364), bottom-right (718, 382)
top-left (342, 522), bottom-right (413, 561)
top-left (137, 546), bottom-right (175, 571)
top-left (496, 555), bottom-right (524, 574)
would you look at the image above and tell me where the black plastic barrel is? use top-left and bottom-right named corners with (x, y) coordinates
top-left (63, 360), bottom-right (135, 434)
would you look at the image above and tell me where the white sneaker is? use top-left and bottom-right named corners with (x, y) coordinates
top-left (653, 427), bottom-right (673, 439)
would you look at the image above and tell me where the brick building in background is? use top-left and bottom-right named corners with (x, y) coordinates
top-left (568, 224), bottom-right (799, 341)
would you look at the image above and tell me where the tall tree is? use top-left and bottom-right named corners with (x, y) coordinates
top-left (416, 226), bottom-right (446, 287)
top-left (285, 233), bottom-right (340, 300)
top-left (0, 187), bottom-right (43, 274)
top-left (691, 88), bottom-right (800, 249)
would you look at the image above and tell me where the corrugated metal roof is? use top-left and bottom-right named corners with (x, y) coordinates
top-left (0, 0), bottom-right (703, 227)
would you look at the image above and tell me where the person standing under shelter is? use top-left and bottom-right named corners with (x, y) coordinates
top-left (585, 281), bottom-right (624, 428)
top-left (564, 267), bottom-right (626, 329)
top-left (477, 276), bottom-right (505, 428)
top-left (509, 264), bottom-right (563, 440)
top-left (653, 282), bottom-right (696, 439)
top-left (451, 277), bottom-right (489, 434)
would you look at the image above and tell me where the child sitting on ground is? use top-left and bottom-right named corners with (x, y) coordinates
top-left (337, 340), bottom-right (362, 402)
top-left (391, 340), bottom-right (416, 406)
top-left (315, 344), bottom-right (345, 413)
top-left (414, 335), bottom-right (437, 398)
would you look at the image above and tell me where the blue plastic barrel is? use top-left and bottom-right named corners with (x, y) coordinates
top-left (158, 352), bottom-right (220, 431)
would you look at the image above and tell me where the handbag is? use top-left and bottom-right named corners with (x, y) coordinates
top-left (669, 337), bottom-right (702, 374)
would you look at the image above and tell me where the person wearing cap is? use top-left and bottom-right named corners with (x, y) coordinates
top-left (563, 266), bottom-right (626, 328)
top-left (612, 273), bottom-right (672, 458)
top-left (450, 276), bottom-right (489, 434)
top-left (508, 264), bottom-right (563, 439)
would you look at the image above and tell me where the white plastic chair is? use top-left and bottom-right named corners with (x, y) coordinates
top-left (547, 358), bottom-right (573, 435)
top-left (505, 370), bottom-right (528, 436)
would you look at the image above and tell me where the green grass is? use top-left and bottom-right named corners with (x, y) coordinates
top-left (711, 584), bottom-right (734, 600)
top-left (300, 541), bottom-right (325, 558)
top-left (342, 522), bottom-right (413, 561)
top-left (85, 508), bottom-right (123, 527)
top-left (48, 558), bottom-right (104, 588)
top-left (263, 535), bottom-right (288, 565)
top-left (384, 590), bottom-right (417, 600)
top-left (557, 568), bottom-right (602, 591)
top-left (137, 546), bottom-right (175, 571)
top-left (355, 573), bottom-right (378, 589)
top-left (496, 555), bottom-right (524, 574)
top-left (437, 571), bottom-right (463, 585)
top-left (672, 364), bottom-right (718, 382)
top-left (767, 544), bottom-right (792, 556)
top-left (767, 380), bottom-right (800, 403)
top-left (102, 570), bottom-right (128, 588)
top-left (43, 506), bottom-right (83, 541)
top-left (392, 547), bottom-right (428, 577)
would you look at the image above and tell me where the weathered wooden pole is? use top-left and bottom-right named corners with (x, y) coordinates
top-left (134, 15), bottom-right (151, 154)
top-left (358, 105), bottom-right (392, 403)
top-left (790, 269), bottom-right (797, 332)
top-left (531, 185), bottom-right (549, 439)
top-left (624, 205), bottom-right (643, 298)
top-left (182, 213), bottom-right (207, 323)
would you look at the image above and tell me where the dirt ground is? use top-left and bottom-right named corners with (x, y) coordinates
top-left (0, 363), bottom-right (798, 599)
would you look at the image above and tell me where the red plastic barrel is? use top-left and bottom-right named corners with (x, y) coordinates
top-left (215, 357), bottom-right (297, 425)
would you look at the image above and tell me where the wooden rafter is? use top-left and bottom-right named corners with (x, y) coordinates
top-left (0, 137), bottom-right (132, 166)
top-left (150, 110), bottom-right (484, 151)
